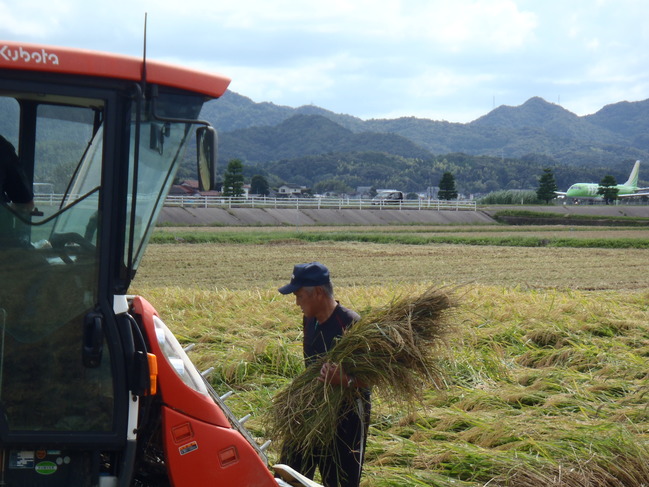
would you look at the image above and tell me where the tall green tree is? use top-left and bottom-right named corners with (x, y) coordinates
top-left (536, 168), bottom-right (558, 204)
top-left (597, 175), bottom-right (618, 205)
top-left (438, 172), bottom-right (458, 200)
top-left (222, 159), bottom-right (245, 197)
top-left (250, 174), bottom-right (270, 196)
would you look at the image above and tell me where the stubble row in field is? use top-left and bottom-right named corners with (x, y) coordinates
top-left (135, 240), bottom-right (649, 291)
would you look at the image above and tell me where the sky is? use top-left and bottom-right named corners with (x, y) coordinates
top-left (2, 0), bottom-right (648, 123)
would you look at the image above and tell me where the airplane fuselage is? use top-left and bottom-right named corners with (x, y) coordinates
top-left (565, 183), bottom-right (636, 199)
top-left (558, 160), bottom-right (648, 200)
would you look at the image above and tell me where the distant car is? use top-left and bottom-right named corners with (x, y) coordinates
top-left (372, 190), bottom-right (404, 204)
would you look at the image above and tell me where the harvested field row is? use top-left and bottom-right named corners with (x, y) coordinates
top-left (135, 241), bottom-right (649, 291)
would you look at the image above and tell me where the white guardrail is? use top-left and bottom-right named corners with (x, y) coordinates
top-left (163, 195), bottom-right (477, 211)
top-left (33, 194), bottom-right (477, 211)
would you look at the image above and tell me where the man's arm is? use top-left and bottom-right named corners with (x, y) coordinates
top-left (318, 362), bottom-right (366, 388)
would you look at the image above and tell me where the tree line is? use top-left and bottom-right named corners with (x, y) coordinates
top-left (220, 158), bottom-right (460, 200)
top-left (221, 157), bottom-right (628, 205)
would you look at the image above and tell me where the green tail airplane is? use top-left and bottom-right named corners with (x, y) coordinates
top-left (556, 160), bottom-right (649, 199)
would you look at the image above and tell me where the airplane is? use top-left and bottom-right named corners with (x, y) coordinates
top-left (555, 160), bottom-right (649, 199)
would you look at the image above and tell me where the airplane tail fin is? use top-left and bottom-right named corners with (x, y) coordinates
top-left (623, 160), bottom-right (641, 188)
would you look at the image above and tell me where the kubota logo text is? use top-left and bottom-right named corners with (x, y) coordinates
top-left (0, 46), bottom-right (59, 65)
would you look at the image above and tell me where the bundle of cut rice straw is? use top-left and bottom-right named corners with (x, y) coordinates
top-left (268, 286), bottom-right (457, 455)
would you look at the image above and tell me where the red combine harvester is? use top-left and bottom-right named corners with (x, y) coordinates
top-left (0, 41), bottom-right (318, 487)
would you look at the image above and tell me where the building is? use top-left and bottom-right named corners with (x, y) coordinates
top-left (277, 184), bottom-right (307, 197)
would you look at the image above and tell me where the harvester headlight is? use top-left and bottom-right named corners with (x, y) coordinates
top-left (153, 315), bottom-right (208, 395)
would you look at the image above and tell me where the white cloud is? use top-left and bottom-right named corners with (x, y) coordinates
top-left (1, 0), bottom-right (648, 122)
top-left (408, 0), bottom-right (538, 52)
top-left (0, 0), bottom-right (70, 38)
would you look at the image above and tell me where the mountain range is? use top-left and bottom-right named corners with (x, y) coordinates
top-left (194, 91), bottom-right (649, 194)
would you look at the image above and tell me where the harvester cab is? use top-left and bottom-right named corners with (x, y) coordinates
top-left (0, 42), bottom-right (313, 487)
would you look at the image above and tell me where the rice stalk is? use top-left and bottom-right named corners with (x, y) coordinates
top-left (268, 286), bottom-right (457, 455)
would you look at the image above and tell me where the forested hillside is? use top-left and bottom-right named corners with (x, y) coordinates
top-left (250, 152), bottom-right (639, 196)
top-left (218, 114), bottom-right (431, 163)
top-left (584, 99), bottom-right (649, 150)
top-left (194, 91), bottom-right (649, 194)
top-left (4, 90), bottom-right (647, 196)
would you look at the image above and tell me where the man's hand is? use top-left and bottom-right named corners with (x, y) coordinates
top-left (10, 200), bottom-right (35, 214)
top-left (318, 362), bottom-right (354, 387)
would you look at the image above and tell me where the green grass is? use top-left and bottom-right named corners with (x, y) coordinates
top-left (151, 227), bottom-right (649, 249)
top-left (478, 190), bottom-right (542, 205)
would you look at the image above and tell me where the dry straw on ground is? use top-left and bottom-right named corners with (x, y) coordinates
top-left (268, 286), bottom-right (457, 455)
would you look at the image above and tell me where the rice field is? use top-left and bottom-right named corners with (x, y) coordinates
top-left (131, 225), bottom-right (649, 486)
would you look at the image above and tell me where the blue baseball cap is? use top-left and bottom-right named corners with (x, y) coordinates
top-left (278, 262), bottom-right (331, 294)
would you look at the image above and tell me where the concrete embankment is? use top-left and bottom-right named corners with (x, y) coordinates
top-left (158, 207), bottom-right (497, 226)
top-left (157, 205), bottom-right (649, 226)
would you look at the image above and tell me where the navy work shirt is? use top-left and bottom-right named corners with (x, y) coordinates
top-left (303, 303), bottom-right (360, 365)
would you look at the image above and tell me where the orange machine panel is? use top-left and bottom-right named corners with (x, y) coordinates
top-left (162, 406), bottom-right (277, 486)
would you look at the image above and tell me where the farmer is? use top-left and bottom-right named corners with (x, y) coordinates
top-left (0, 135), bottom-right (34, 211)
top-left (278, 261), bottom-right (370, 487)
top-left (0, 135), bottom-right (35, 247)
